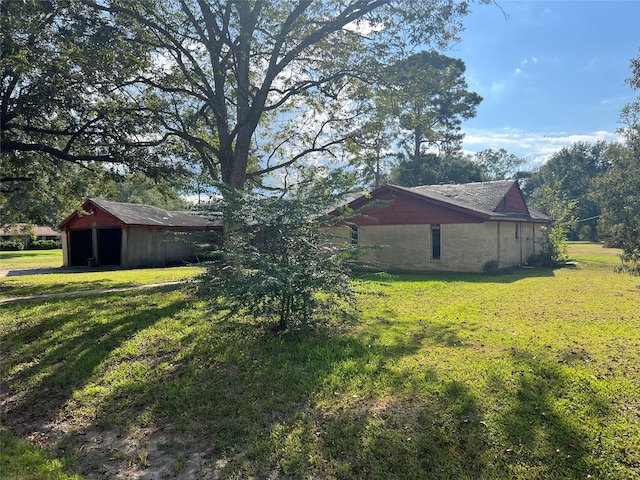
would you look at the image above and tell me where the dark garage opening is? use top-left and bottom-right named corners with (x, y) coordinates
top-left (98, 228), bottom-right (122, 265)
top-left (69, 229), bottom-right (93, 266)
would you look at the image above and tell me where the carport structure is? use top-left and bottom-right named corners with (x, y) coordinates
top-left (58, 199), bottom-right (220, 268)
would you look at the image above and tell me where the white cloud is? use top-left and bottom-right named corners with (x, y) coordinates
top-left (487, 56), bottom-right (541, 95)
top-left (462, 127), bottom-right (622, 168)
top-left (515, 56), bottom-right (539, 74)
top-left (600, 96), bottom-right (628, 107)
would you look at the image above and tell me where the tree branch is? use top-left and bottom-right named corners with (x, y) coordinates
top-left (0, 140), bottom-right (113, 163)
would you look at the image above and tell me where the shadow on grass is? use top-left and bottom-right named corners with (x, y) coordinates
top-left (2, 266), bottom-right (121, 277)
top-left (1, 291), bottom-right (188, 435)
top-left (1, 290), bottom-right (616, 479)
top-left (494, 348), bottom-right (602, 479)
top-left (0, 280), bottom-right (140, 298)
top-left (358, 265), bottom-right (556, 286)
top-left (54, 311), bottom-right (488, 478)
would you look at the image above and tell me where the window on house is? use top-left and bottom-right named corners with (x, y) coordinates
top-left (350, 225), bottom-right (359, 246)
top-left (431, 224), bottom-right (441, 260)
top-left (515, 223), bottom-right (519, 239)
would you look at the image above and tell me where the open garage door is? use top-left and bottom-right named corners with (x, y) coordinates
top-left (69, 229), bottom-right (93, 266)
top-left (98, 228), bottom-right (122, 265)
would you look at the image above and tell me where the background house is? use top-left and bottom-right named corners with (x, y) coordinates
top-left (0, 224), bottom-right (61, 248)
top-left (58, 199), bottom-right (220, 268)
top-left (333, 180), bottom-right (551, 273)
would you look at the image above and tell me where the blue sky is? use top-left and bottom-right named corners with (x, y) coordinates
top-left (448, 0), bottom-right (640, 168)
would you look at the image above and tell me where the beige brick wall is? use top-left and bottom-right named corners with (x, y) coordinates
top-left (355, 223), bottom-right (499, 272)
top-left (498, 222), bottom-right (521, 268)
top-left (359, 224), bottom-right (430, 271)
top-left (528, 223), bottom-right (549, 258)
top-left (327, 221), bottom-right (549, 273)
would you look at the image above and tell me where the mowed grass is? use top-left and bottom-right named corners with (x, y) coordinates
top-left (0, 265), bottom-right (203, 298)
top-left (1, 244), bottom-right (638, 479)
top-left (0, 249), bottom-right (63, 270)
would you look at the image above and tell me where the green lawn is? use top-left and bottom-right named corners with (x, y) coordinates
top-left (0, 249), bottom-right (63, 270)
top-left (1, 244), bottom-right (638, 479)
top-left (0, 265), bottom-right (203, 298)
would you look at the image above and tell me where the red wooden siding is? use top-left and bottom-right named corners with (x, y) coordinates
top-left (61, 204), bottom-right (121, 230)
top-left (349, 189), bottom-right (483, 226)
top-left (494, 183), bottom-right (529, 214)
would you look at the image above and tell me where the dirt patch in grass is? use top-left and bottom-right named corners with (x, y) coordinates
top-left (3, 408), bottom-right (223, 480)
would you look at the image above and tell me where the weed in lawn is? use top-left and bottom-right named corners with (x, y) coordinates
top-left (136, 448), bottom-right (150, 468)
top-left (172, 451), bottom-right (188, 474)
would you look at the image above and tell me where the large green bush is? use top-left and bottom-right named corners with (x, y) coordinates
top-left (29, 239), bottom-right (61, 250)
top-left (0, 240), bottom-right (25, 251)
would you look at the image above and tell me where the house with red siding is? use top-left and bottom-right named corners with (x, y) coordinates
top-left (333, 179), bottom-right (551, 273)
top-left (58, 199), bottom-right (220, 268)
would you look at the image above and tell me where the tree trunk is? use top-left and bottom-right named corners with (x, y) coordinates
top-left (414, 125), bottom-right (422, 164)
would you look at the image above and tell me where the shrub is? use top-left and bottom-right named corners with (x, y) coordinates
top-left (199, 171), bottom-right (365, 332)
top-left (616, 245), bottom-right (640, 276)
top-left (0, 240), bottom-right (24, 251)
top-left (526, 252), bottom-right (557, 268)
top-left (29, 239), bottom-right (61, 250)
top-left (603, 236), bottom-right (623, 248)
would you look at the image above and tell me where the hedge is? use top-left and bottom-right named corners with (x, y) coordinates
top-left (29, 240), bottom-right (61, 250)
top-left (0, 240), bottom-right (25, 251)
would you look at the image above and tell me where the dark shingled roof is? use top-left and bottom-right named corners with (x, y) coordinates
top-left (410, 180), bottom-right (516, 212)
top-left (381, 180), bottom-right (551, 222)
top-left (89, 199), bottom-right (219, 228)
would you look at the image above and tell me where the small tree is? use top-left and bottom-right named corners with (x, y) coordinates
top-left (200, 171), bottom-right (361, 332)
top-left (530, 183), bottom-right (576, 266)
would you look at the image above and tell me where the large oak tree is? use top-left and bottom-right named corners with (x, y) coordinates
top-left (0, 1), bottom-right (178, 174)
top-left (87, 0), bottom-right (486, 190)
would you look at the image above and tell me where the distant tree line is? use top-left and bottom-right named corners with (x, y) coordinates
top-left (517, 48), bottom-right (639, 275)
